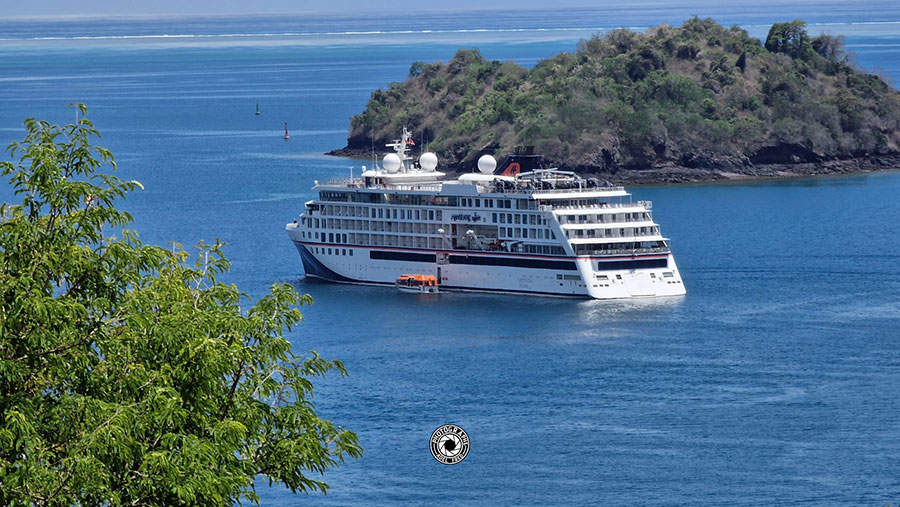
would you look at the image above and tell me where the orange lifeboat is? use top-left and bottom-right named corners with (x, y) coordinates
top-left (395, 274), bottom-right (439, 294)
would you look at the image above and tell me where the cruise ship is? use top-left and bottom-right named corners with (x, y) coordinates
top-left (285, 129), bottom-right (686, 298)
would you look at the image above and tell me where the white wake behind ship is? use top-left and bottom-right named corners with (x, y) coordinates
top-left (286, 128), bottom-right (686, 299)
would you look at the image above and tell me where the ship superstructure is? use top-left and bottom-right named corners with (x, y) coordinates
top-left (285, 128), bottom-right (686, 298)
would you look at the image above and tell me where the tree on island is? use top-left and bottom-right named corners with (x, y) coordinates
top-left (339, 18), bottom-right (900, 175)
top-left (0, 105), bottom-right (361, 506)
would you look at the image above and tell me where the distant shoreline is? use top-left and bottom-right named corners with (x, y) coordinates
top-left (326, 148), bottom-right (900, 185)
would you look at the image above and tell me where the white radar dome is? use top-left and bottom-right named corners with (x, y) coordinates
top-left (477, 154), bottom-right (497, 174)
top-left (419, 152), bottom-right (438, 171)
top-left (382, 153), bottom-right (402, 173)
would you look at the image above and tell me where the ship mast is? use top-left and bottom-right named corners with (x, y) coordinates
top-left (385, 127), bottom-right (413, 172)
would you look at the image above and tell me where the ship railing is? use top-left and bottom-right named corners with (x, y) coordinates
top-left (319, 179), bottom-right (443, 192)
top-left (486, 185), bottom-right (626, 195)
top-left (576, 247), bottom-right (670, 256)
top-left (552, 201), bottom-right (651, 212)
top-left (321, 178), bottom-right (365, 187)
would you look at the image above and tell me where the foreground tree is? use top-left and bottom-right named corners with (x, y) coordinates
top-left (0, 105), bottom-right (361, 506)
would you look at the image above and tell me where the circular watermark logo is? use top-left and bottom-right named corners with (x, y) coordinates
top-left (430, 424), bottom-right (470, 465)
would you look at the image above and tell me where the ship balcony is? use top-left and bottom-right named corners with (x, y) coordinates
top-left (488, 186), bottom-right (628, 196)
top-left (574, 246), bottom-right (671, 257)
top-left (552, 200), bottom-right (651, 213)
top-left (568, 235), bottom-right (667, 245)
top-left (560, 219), bottom-right (657, 229)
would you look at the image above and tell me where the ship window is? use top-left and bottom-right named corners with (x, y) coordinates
top-left (499, 214), bottom-right (506, 223)
top-left (328, 233), bottom-right (334, 242)
top-left (400, 209), bottom-right (405, 219)
top-left (392, 209), bottom-right (397, 219)
top-left (595, 259), bottom-right (668, 271)
top-left (328, 248), bottom-right (332, 255)
top-left (475, 199), bottom-right (480, 207)
top-left (449, 255), bottom-right (576, 271)
top-left (436, 210), bottom-right (442, 221)
top-left (342, 249), bottom-right (347, 256)
top-left (370, 250), bottom-right (436, 262)
top-left (514, 215), bottom-right (521, 224)
top-left (415, 210), bottom-right (421, 220)
top-left (342, 234), bottom-right (347, 243)
top-left (492, 213), bottom-right (497, 223)
top-left (349, 249), bottom-right (353, 256)
top-left (429, 210), bottom-right (434, 221)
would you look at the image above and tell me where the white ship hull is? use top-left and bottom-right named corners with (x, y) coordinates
top-left (291, 240), bottom-right (685, 299)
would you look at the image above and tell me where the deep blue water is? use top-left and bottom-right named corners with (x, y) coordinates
top-left (2, 6), bottom-right (900, 505)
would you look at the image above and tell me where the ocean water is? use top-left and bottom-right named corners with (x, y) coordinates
top-left (2, 6), bottom-right (900, 505)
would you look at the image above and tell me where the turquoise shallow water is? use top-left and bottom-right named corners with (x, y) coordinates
top-left (1, 7), bottom-right (900, 505)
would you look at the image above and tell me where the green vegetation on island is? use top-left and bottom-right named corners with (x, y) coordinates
top-left (0, 106), bottom-right (360, 505)
top-left (333, 18), bottom-right (900, 182)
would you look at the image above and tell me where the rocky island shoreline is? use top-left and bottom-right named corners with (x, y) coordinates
top-left (328, 18), bottom-right (900, 185)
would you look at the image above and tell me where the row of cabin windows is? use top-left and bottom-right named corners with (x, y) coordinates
top-left (318, 192), bottom-right (528, 209)
top-left (312, 246), bottom-right (354, 257)
top-left (522, 245), bottom-right (566, 255)
top-left (301, 222), bottom-right (441, 237)
top-left (500, 227), bottom-right (556, 240)
top-left (310, 238), bottom-right (564, 256)
top-left (493, 213), bottom-right (548, 226)
top-left (301, 227), bottom-right (556, 243)
top-left (457, 197), bottom-right (514, 209)
top-left (302, 225), bottom-right (555, 242)
top-left (558, 212), bottom-right (649, 224)
top-left (314, 206), bottom-right (444, 222)
top-left (301, 233), bottom-right (349, 243)
top-left (567, 227), bottom-right (658, 239)
top-left (319, 192), bottom-right (634, 212)
top-left (573, 242), bottom-right (666, 254)
top-left (544, 198), bottom-right (617, 207)
top-left (304, 210), bottom-right (551, 229)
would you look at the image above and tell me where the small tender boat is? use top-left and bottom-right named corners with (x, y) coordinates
top-left (396, 274), bottom-right (439, 293)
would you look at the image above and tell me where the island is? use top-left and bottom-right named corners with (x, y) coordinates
top-left (329, 18), bottom-right (900, 184)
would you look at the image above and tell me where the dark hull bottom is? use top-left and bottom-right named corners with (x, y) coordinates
top-left (299, 272), bottom-right (589, 299)
top-left (296, 243), bottom-right (584, 297)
